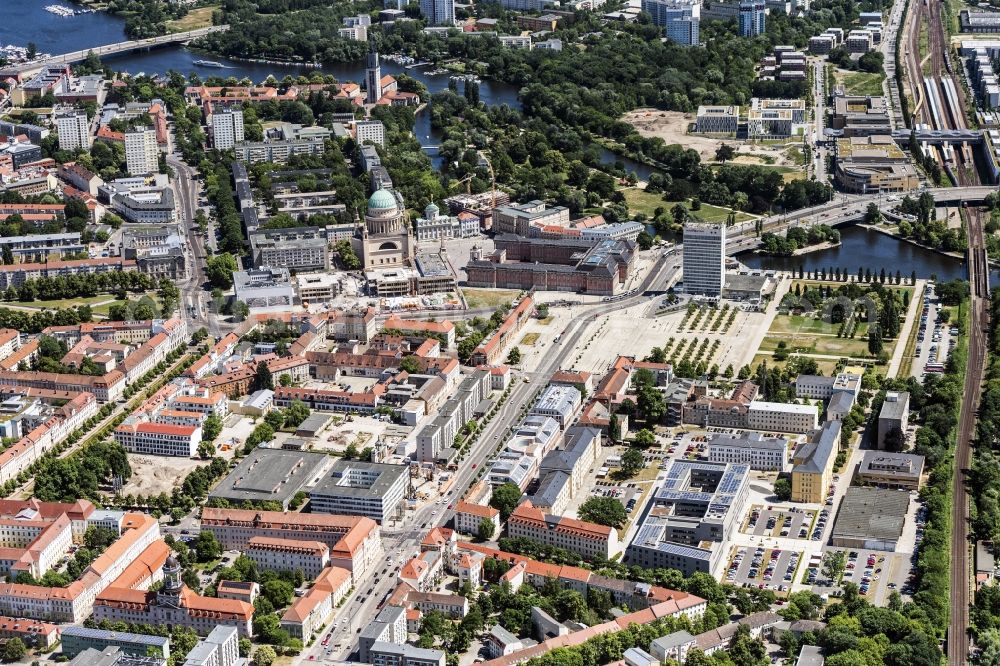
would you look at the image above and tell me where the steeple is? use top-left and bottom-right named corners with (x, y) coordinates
top-left (366, 41), bottom-right (382, 105)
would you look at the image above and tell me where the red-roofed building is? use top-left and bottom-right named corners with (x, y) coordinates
top-left (113, 421), bottom-right (201, 457)
top-left (470, 297), bottom-right (534, 366)
top-left (507, 501), bottom-right (619, 561)
top-left (453, 502), bottom-right (500, 537)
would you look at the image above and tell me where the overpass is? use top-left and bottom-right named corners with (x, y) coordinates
top-left (725, 185), bottom-right (996, 253)
top-left (892, 128), bottom-right (985, 145)
top-left (1, 26), bottom-right (230, 76)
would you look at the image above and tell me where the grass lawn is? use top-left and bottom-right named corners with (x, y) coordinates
top-left (839, 70), bottom-right (885, 97)
top-left (538, 316), bottom-right (554, 325)
top-left (13, 294), bottom-right (118, 311)
top-left (622, 187), bottom-right (755, 224)
top-left (759, 334), bottom-right (872, 357)
top-left (767, 313), bottom-right (842, 337)
top-left (167, 5), bottom-right (219, 31)
top-left (752, 353), bottom-right (840, 376)
top-left (461, 287), bottom-right (521, 309)
top-left (520, 332), bottom-right (540, 346)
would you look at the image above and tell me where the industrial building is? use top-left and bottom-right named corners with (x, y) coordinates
top-left (208, 449), bottom-right (334, 509)
top-left (830, 487), bottom-right (909, 550)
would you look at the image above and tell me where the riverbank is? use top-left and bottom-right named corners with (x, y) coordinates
top-left (858, 222), bottom-right (966, 261)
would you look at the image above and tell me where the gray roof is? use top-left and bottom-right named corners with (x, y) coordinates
top-left (61, 626), bottom-right (169, 650)
top-left (208, 448), bottom-right (332, 506)
top-left (792, 420), bottom-right (840, 474)
top-left (796, 645), bottom-right (825, 666)
top-left (858, 450), bottom-right (924, 481)
top-left (827, 390), bottom-right (854, 415)
top-left (707, 431), bottom-right (786, 451)
top-left (831, 487), bottom-right (909, 542)
top-left (528, 470), bottom-right (571, 508)
top-left (650, 630), bottom-right (696, 651)
top-left (296, 412), bottom-right (332, 435)
top-left (369, 641), bottom-right (444, 662)
top-left (489, 624), bottom-right (520, 645)
top-left (879, 392), bottom-right (909, 421)
top-left (311, 460), bottom-right (409, 499)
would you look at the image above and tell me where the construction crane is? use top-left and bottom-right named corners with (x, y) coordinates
top-left (450, 151), bottom-right (497, 209)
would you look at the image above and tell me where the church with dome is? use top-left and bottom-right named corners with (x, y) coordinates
top-left (353, 188), bottom-right (415, 269)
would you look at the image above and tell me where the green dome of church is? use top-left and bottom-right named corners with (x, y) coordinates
top-left (367, 188), bottom-right (397, 211)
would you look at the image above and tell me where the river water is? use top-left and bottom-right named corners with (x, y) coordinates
top-left (6, 1), bottom-right (978, 280)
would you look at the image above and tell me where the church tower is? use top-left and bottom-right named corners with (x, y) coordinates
top-left (366, 44), bottom-right (382, 105)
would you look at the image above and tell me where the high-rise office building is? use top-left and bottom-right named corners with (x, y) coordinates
top-left (682, 222), bottom-right (725, 296)
top-left (55, 109), bottom-right (90, 152)
top-left (211, 107), bottom-right (245, 150)
top-left (739, 0), bottom-right (766, 36)
top-left (124, 127), bottom-right (159, 176)
top-left (366, 46), bottom-right (383, 105)
top-left (642, 0), bottom-right (701, 45)
top-left (419, 0), bottom-right (455, 25)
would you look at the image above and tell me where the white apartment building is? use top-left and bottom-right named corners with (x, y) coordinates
top-left (55, 110), bottom-right (90, 152)
top-left (747, 401), bottom-right (818, 434)
top-left (356, 120), bottom-right (386, 147)
top-left (706, 432), bottom-right (789, 471)
top-left (682, 223), bottom-right (725, 296)
top-left (795, 373), bottom-right (861, 400)
top-left (528, 385), bottom-right (582, 428)
top-left (183, 626), bottom-right (241, 666)
top-left (113, 422), bottom-right (201, 457)
top-left (124, 128), bottom-right (159, 176)
top-left (211, 108), bottom-right (245, 150)
top-left (419, 0), bottom-right (455, 25)
top-left (453, 502), bottom-right (501, 536)
top-left (246, 537), bottom-right (330, 579)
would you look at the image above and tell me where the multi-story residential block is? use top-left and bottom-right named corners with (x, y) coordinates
top-left (211, 108), bottom-right (245, 150)
top-left (790, 420), bottom-right (840, 503)
top-left (113, 422), bottom-right (201, 457)
top-left (370, 642), bottom-right (445, 666)
top-left (877, 391), bottom-right (909, 449)
top-left (182, 626), bottom-right (242, 666)
top-left (746, 401), bottom-right (818, 434)
top-left (706, 432), bottom-right (789, 471)
top-left (694, 106), bottom-right (739, 134)
top-left (419, 0), bottom-right (455, 25)
top-left (355, 120), bottom-right (386, 147)
top-left (359, 606), bottom-right (408, 662)
top-left (529, 385), bottom-right (582, 428)
top-left (246, 537), bottom-right (330, 579)
top-left (642, 0), bottom-right (701, 44)
top-left (453, 502), bottom-right (501, 537)
top-left (61, 627), bottom-right (171, 660)
top-left (124, 128), bottom-right (159, 176)
top-left (682, 223), bottom-right (725, 296)
top-left (739, 0), bottom-right (765, 36)
top-left (507, 501), bottom-right (620, 560)
top-left (249, 227), bottom-right (329, 271)
top-left (279, 566), bottom-right (351, 640)
top-left (55, 109), bottom-right (91, 152)
top-left (200, 507), bottom-right (382, 577)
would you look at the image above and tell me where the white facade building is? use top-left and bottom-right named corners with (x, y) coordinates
top-left (747, 401), bottom-right (818, 434)
top-left (707, 432), bottom-right (789, 471)
top-left (356, 120), bottom-right (386, 147)
top-left (211, 108), bottom-right (245, 150)
top-left (419, 0), bottom-right (455, 25)
top-left (55, 110), bottom-right (90, 152)
top-left (113, 422), bottom-right (201, 457)
top-left (682, 223), bottom-right (725, 296)
top-left (124, 128), bottom-right (159, 176)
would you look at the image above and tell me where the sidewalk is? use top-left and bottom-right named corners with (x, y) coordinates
top-left (886, 279), bottom-right (926, 378)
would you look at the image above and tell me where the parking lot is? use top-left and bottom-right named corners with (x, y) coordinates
top-left (743, 506), bottom-right (818, 540)
top-left (725, 545), bottom-right (802, 592)
top-left (913, 285), bottom-right (956, 379)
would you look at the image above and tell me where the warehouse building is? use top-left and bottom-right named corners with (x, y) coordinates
top-left (208, 449), bottom-right (334, 509)
top-left (830, 486), bottom-right (909, 551)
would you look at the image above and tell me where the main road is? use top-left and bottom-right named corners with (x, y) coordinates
top-left (302, 250), bottom-right (679, 664)
top-left (168, 152), bottom-right (223, 338)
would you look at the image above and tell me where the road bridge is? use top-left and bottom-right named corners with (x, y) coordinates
top-left (0, 26), bottom-right (230, 76)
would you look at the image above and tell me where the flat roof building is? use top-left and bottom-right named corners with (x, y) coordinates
top-left (309, 461), bottom-right (409, 523)
top-left (61, 627), bottom-right (171, 660)
top-left (528, 385), bottom-right (582, 428)
top-left (682, 223), bottom-right (724, 297)
top-left (694, 106), bottom-right (739, 135)
top-left (830, 486), bottom-right (909, 551)
top-left (706, 432), bottom-right (789, 471)
top-left (856, 450), bottom-right (924, 490)
top-left (626, 460), bottom-right (750, 576)
top-left (877, 391), bottom-right (909, 450)
top-left (208, 449), bottom-right (334, 509)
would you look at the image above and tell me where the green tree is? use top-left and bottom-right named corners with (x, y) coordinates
top-left (206, 253), bottom-right (239, 289)
top-left (773, 478), bottom-right (792, 501)
top-left (283, 400), bottom-right (311, 428)
top-left (197, 440), bottom-right (217, 459)
top-left (620, 448), bottom-right (644, 477)
top-left (254, 645), bottom-right (277, 666)
top-left (490, 483), bottom-right (522, 521)
top-left (632, 428), bottom-right (656, 447)
top-left (251, 361), bottom-right (274, 393)
top-left (193, 531), bottom-right (221, 563)
top-left (477, 518), bottom-right (496, 541)
top-left (506, 346), bottom-right (522, 364)
top-left (578, 496), bottom-right (628, 528)
top-left (1, 637), bottom-right (26, 662)
top-left (202, 414), bottom-right (222, 442)
top-left (399, 355), bottom-right (421, 374)
top-left (822, 550), bottom-right (846, 583)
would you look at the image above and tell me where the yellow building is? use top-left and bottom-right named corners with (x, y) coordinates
top-left (790, 420), bottom-right (840, 503)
